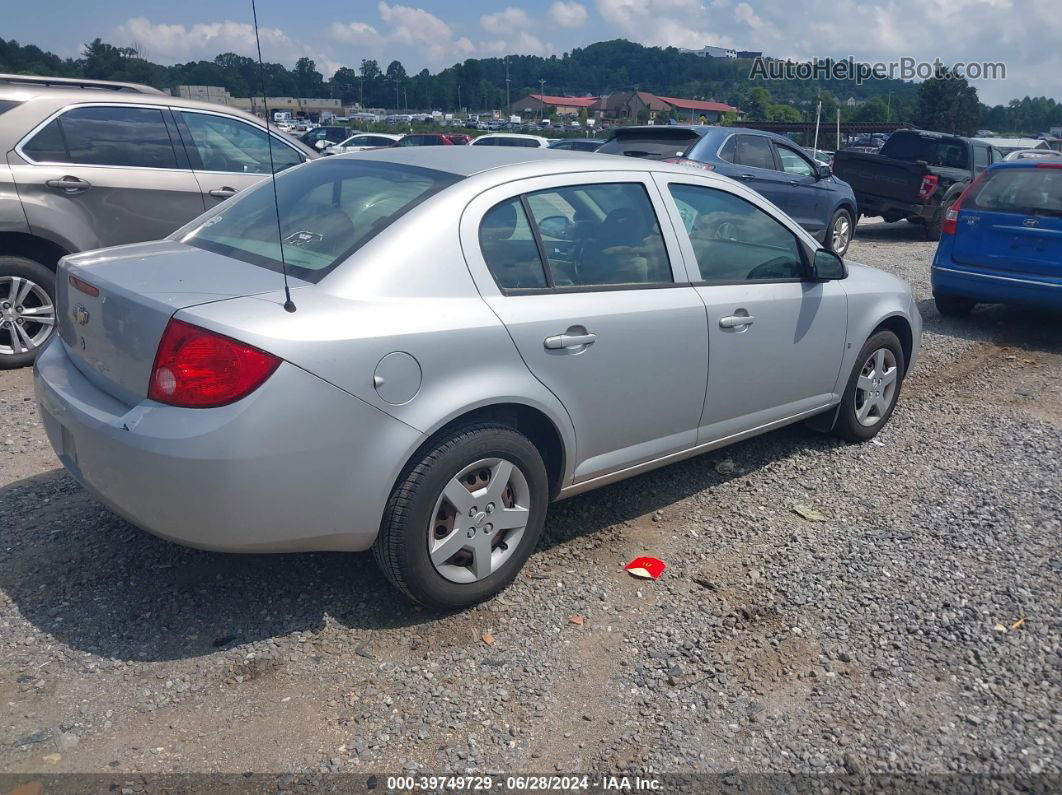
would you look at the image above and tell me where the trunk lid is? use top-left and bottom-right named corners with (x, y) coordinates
top-left (57, 240), bottom-right (294, 406)
top-left (952, 165), bottom-right (1062, 276)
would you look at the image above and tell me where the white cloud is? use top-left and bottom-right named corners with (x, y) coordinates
top-left (329, 21), bottom-right (380, 45)
top-left (114, 17), bottom-right (295, 62)
top-left (549, 2), bottom-right (589, 28)
top-left (329, 2), bottom-right (474, 65)
top-left (481, 8), bottom-right (532, 35)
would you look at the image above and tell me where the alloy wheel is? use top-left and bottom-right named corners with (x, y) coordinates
top-left (832, 213), bottom-right (852, 253)
top-left (427, 457), bottom-right (531, 584)
top-left (0, 276), bottom-right (56, 357)
top-left (854, 348), bottom-right (898, 427)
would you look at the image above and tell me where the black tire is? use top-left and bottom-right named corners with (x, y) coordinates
top-left (0, 256), bottom-right (57, 370)
top-left (924, 204), bottom-right (944, 241)
top-left (825, 208), bottom-right (854, 257)
top-left (374, 422), bottom-right (549, 610)
top-left (934, 292), bottom-right (975, 317)
top-left (833, 330), bottom-right (905, 443)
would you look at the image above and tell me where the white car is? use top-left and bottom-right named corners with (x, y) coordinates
top-left (1003, 148), bottom-right (1062, 161)
top-left (326, 133), bottom-right (402, 155)
top-left (470, 133), bottom-right (551, 149)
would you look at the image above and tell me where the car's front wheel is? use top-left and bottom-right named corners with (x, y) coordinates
top-left (374, 422), bottom-right (549, 610)
top-left (833, 330), bottom-right (905, 442)
top-left (0, 257), bottom-right (57, 370)
top-left (826, 208), bottom-right (854, 257)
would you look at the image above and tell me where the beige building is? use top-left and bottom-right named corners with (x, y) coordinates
top-left (174, 85), bottom-right (343, 118)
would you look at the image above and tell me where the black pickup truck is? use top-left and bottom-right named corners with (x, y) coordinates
top-left (833, 129), bottom-right (1002, 239)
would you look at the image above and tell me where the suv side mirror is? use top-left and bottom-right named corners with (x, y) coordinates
top-left (817, 164), bottom-right (832, 179)
top-left (811, 248), bottom-right (846, 280)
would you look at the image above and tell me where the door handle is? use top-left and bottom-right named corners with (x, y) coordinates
top-left (789, 179), bottom-right (802, 186)
top-left (738, 174), bottom-right (755, 181)
top-left (544, 332), bottom-right (597, 350)
top-left (45, 176), bottom-right (91, 194)
top-left (719, 315), bottom-right (755, 328)
top-left (209, 186), bottom-right (238, 199)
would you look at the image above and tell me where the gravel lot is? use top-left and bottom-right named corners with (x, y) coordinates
top-left (1, 219), bottom-right (1059, 780)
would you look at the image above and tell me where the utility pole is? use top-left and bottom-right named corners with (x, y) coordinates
top-left (538, 79), bottom-right (546, 120)
top-left (394, 80), bottom-right (399, 112)
top-left (886, 91), bottom-right (892, 122)
top-left (505, 57), bottom-right (511, 113)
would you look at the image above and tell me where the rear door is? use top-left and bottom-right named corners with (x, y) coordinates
top-left (461, 172), bottom-right (708, 483)
top-left (952, 165), bottom-right (1062, 277)
top-left (10, 104), bottom-right (205, 250)
top-left (715, 133), bottom-right (797, 215)
top-left (173, 109), bottom-right (306, 207)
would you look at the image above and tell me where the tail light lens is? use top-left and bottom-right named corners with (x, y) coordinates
top-left (662, 157), bottom-right (714, 170)
top-left (941, 171), bottom-right (990, 236)
top-left (918, 174), bottom-right (939, 202)
top-left (148, 319), bottom-right (280, 408)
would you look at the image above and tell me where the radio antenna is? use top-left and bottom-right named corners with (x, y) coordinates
top-left (251, 0), bottom-right (296, 312)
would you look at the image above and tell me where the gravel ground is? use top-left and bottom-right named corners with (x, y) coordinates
top-left (1, 219), bottom-right (1059, 779)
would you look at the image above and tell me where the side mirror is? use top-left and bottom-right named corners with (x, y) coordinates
top-left (315, 140), bottom-right (329, 150)
top-left (817, 164), bottom-right (832, 179)
top-left (811, 248), bottom-right (846, 280)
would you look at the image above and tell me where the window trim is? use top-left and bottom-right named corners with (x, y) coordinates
top-left (482, 180), bottom-right (681, 296)
top-left (15, 102), bottom-right (183, 171)
top-left (174, 108), bottom-right (307, 175)
top-left (663, 180), bottom-right (814, 285)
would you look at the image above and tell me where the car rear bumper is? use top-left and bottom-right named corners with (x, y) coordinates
top-left (34, 339), bottom-right (423, 553)
top-left (932, 263), bottom-right (1062, 310)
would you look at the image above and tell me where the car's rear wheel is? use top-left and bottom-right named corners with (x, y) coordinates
top-left (826, 208), bottom-right (853, 256)
top-left (934, 293), bottom-right (976, 317)
top-left (833, 330), bottom-right (905, 442)
top-left (0, 257), bottom-right (57, 370)
top-left (374, 422), bottom-right (548, 610)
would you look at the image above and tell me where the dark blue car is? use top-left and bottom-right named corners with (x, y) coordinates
top-left (597, 126), bottom-right (858, 255)
top-left (932, 161), bottom-right (1062, 315)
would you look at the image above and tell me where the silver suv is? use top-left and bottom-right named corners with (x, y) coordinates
top-left (0, 74), bottom-right (316, 368)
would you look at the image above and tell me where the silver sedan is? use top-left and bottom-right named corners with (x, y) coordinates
top-left (35, 148), bottom-right (921, 609)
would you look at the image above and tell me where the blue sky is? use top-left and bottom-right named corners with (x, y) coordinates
top-left (5, 1), bottom-right (1060, 105)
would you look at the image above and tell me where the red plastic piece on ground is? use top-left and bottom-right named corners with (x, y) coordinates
top-left (625, 556), bottom-right (666, 580)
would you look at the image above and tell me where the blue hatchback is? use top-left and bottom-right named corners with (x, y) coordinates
top-left (597, 126), bottom-right (858, 255)
top-left (932, 161), bottom-right (1062, 315)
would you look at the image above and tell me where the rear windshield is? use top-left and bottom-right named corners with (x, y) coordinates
top-left (968, 167), bottom-right (1062, 217)
top-left (180, 159), bottom-right (460, 283)
top-left (597, 129), bottom-right (700, 159)
top-left (880, 132), bottom-right (968, 169)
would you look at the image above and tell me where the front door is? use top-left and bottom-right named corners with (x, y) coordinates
top-left (10, 104), bottom-right (205, 250)
top-left (463, 174), bottom-right (708, 482)
top-left (655, 176), bottom-right (848, 442)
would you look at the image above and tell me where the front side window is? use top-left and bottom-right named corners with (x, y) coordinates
top-left (179, 111), bottom-right (302, 174)
top-left (181, 159), bottom-right (460, 283)
top-left (479, 182), bottom-right (672, 290)
top-left (23, 106), bottom-right (178, 168)
top-left (669, 184), bottom-right (804, 281)
top-left (776, 144), bottom-right (815, 176)
top-left (472, 137), bottom-right (497, 146)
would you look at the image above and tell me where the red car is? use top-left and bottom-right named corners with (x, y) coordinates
top-left (394, 133), bottom-right (467, 147)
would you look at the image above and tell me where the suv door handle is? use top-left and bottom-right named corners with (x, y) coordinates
top-left (544, 332), bottom-right (597, 350)
top-left (45, 176), bottom-right (91, 194)
top-left (209, 187), bottom-right (238, 199)
top-left (738, 174), bottom-right (755, 181)
top-left (719, 315), bottom-right (755, 328)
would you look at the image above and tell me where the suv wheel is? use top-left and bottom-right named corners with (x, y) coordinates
top-left (0, 257), bottom-right (57, 369)
top-left (374, 422), bottom-right (549, 610)
top-left (826, 208), bottom-right (853, 256)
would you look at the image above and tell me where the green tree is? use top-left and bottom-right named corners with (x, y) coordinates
top-left (329, 67), bottom-right (360, 105)
top-left (851, 96), bottom-right (889, 123)
top-left (915, 67), bottom-right (980, 135)
top-left (293, 57), bottom-right (324, 97)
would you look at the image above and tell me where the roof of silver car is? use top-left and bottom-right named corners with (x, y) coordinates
top-left (0, 73), bottom-right (166, 94)
top-left (344, 146), bottom-right (654, 177)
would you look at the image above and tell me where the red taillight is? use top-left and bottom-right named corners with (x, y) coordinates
top-left (148, 319), bottom-right (280, 408)
top-left (918, 174), bottom-right (939, 202)
top-left (1035, 162), bottom-right (1062, 169)
top-left (662, 157), bottom-right (714, 170)
top-left (940, 171), bottom-right (990, 236)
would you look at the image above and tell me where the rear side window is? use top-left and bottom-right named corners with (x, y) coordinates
top-left (181, 159), bottom-right (460, 283)
top-left (480, 182), bottom-right (672, 290)
top-left (493, 137), bottom-right (540, 148)
top-left (669, 183), bottom-right (804, 282)
top-left (968, 168), bottom-right (1062, 216)
top-left (722, 135), bottom-right (777, 171)
top-left (23, 106), bottom-right (178, 168)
